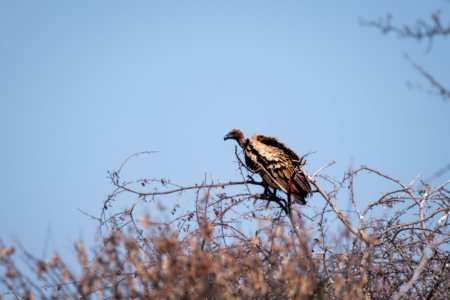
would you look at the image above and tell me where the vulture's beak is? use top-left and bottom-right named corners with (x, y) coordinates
top-left (224, 133), bottom-right (231, 141)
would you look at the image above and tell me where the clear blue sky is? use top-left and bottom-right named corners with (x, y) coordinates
top-left (0, 0), bottom-right (448, 262)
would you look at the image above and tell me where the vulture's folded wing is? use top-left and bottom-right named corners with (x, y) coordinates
top-left (244, 136), bottom-right (294, 191)
top-left (253, 134), bottom-right (301, 162)
top-left (245, 134), bottom-right (312, 200)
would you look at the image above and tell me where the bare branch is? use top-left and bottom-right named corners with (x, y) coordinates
top-left (311, 161), bottom-right (337, 179)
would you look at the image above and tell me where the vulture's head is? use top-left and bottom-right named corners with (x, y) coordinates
top-left (224, 128), bottom-right (246, 148)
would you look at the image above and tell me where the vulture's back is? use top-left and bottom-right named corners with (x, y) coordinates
top-left (244, 134), bottom-right (312, 204)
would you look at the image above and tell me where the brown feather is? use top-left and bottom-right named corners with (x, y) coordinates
top-left (242, 133), bottom-right (312, 205)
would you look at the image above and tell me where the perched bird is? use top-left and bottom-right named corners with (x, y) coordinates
top-left (224, 128), bottom-right (312, 205)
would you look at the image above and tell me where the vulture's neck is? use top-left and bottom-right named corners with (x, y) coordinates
top-left (238, 138), bottom-right (248, 149)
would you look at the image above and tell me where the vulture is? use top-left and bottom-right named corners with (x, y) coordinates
top-left (224, 128), bottom-right (312, 206)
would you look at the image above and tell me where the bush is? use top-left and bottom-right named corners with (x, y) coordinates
top-left (1, 151), bottom-right (449, 299)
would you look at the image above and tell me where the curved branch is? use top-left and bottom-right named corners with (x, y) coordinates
top-left (375, 206), bottom-right (450, 239)
top-left (300, 165), bottom-right (374, 245)
top-left (311, 161), bottom-right (336, 179)
top-left (122, 181), bottom-right (264, 196)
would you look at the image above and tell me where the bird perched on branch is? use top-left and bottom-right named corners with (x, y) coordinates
top-left (224, 128), bottom-right (312, 205)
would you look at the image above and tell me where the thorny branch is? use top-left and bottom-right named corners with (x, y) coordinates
top-left (361, 11), bottom-right (450, 101)
top-left (2, 151), bottom-right (450, 299)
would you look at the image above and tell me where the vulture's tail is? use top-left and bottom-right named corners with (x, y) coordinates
top-left (289, 173), bottom-right (312, 205)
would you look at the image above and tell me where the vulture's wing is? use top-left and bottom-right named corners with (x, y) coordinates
top-left (245, 134), bottom-right (312, 203)
top-left (253, 134), bottom-right (301, 163)
top-left (244, 135), bottom-right (294, 189)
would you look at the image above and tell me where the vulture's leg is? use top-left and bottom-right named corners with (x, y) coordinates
top-left (259, 184), bottom-right (288, 214)
top-left (262, 188), bottom-right (288, 213)
top-left (274, 198), bottom-right (288, 215)
top-left (270, 189), bottom-right (289, 214)
top-left (263, 186), bottom-right (277, 199)
top-left (264, 197), bottom-right (288, 215)
top-left (271, 189), bottom-right (278, 198)
top-left (262, 182), bottom-right (272, 198)
top-left (246, 174), bottom-right (256, 182)
top-left (255, 183), bottom-right (273, 204)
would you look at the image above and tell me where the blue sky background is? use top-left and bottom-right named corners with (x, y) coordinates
top-left (0, 0), bottom-right (449, 264)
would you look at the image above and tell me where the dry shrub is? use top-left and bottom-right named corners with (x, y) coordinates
top-left (1, 152), bottom-right (449, 299)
